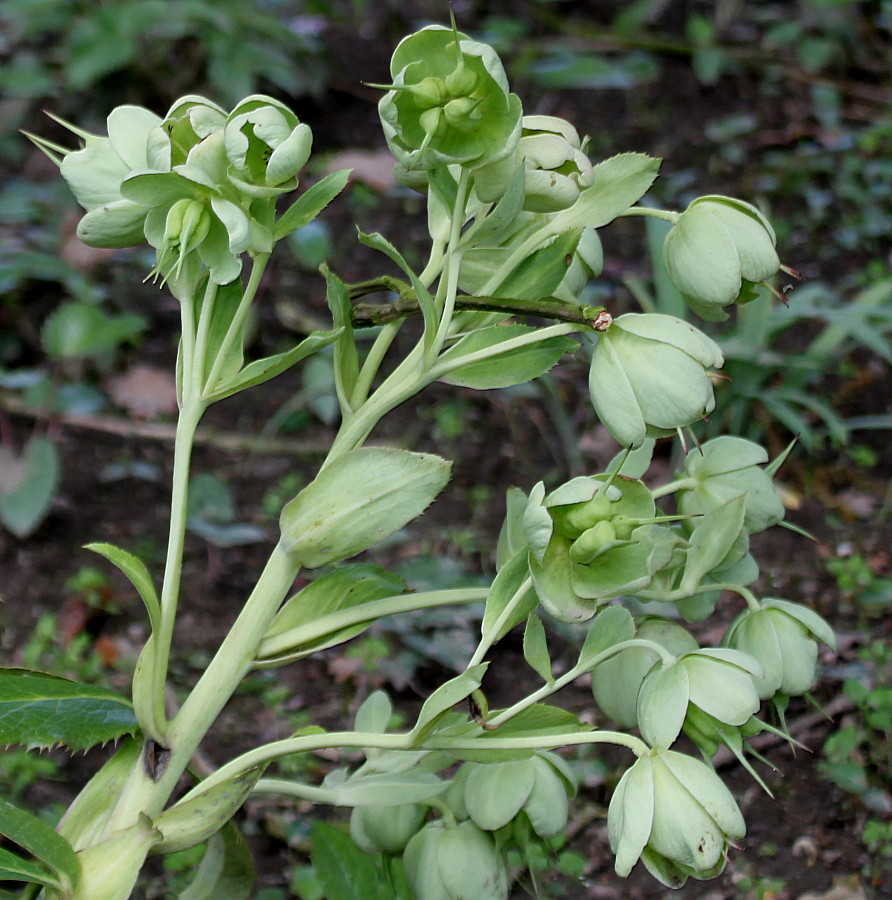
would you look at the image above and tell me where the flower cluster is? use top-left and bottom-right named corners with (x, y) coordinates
top-left (49, 95), bottom-right (312, 292)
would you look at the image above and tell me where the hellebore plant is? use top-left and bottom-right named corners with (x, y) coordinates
top-left (4, 21), bottom-right (836, 900)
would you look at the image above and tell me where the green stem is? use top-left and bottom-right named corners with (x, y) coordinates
top-left (202, 253), bottom-right (270, 396)
top-left (256, 587), bottom-right (489, 661)
top-left (468, 577), bottom-right (532, 668)
top-left (106, 542), bottom-right (300, 830)
top-left (617, 206), bottom-right (680, 223)
top-left (349, 319), bottom-right (403, 408)
top-left (191, 278), bottom-right (219, 396)
top-left (150, 398), bottom-right (205, 736)
top-left (250, 779), bottom-right (340, 804)
top-left (649, 477), bottom-right (695, 499)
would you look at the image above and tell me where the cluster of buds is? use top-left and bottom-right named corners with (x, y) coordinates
top-left (37, 94), bottom-right (313, 292)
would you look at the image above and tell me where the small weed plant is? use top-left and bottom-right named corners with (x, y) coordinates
top-left (1, 22), bottom-right (838, 900)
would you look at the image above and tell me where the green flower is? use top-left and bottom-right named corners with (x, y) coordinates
top-left (663, 195), bottom-right (780, 321)
top-left (591, 617), bottom-right (698, 728)
top-left (676, 436), bottom-right (785, 534)
top-left (223, 95), bottom-right (313, 197)
top-left (55, 105), bottom-right (163, 247)
top-left (722, 599), bottom-right (835, 699)
top-left (403, 819), bottom-right (508, 900)
top-left (147, 96), bottom-right (227, 171)
top-left (609, 748), bottom-right (745, 887)
top-left (349, 803), bottom-right (427, 855)
top-left (588, 313), bottom-right (724, 448)
top-left (636, 648), bottom-right (763, 749)
top-left (377, 25), bottom-right (522, 172)
top-left (523, 476), bottom-right (678, 621)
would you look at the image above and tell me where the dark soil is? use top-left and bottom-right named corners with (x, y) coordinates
top-left (2, 5), bottom-right (891, 899)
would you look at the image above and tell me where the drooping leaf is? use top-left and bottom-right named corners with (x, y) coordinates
top-left (577, 605), bottom-right (636, 671)
top-left (0, 668), bottom-right (138, 751)
top-left (0, 798), bottom-right (79, 893)
top-left (0, 436), bottom-right (60, 539)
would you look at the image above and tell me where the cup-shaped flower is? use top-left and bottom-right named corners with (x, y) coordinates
top-left (588, 313), bottom-right (724, 449)
top-left (591, 617), bottom-right (698, 728)
top-left (636, 648), bottom-right (763, 749)
top-left (524, 477), bottom-right (678, 621)
top-left (349, 803), bottom-right (427, 855)
top-left (146, 96), bottom-right (227, 171)
top-left (378, 25), bottom-right (522, 172)
top-left (517, 115), bottom-right (594, 212)
top-left (56, 105), bottom-right (163, 248)
top-left (403, 819), bottom-right (508, 900)
top-left (608, 748), bottom-right (745, 887)
top-left (663, 195), bottom-right (780, 321)
top-left (722, 599), bottom-right (835, 699)
top-left (675, 436), bottom-right (785, 534)
top-left (223, 96), bottom-right (312, 197)
top-left (460, 752), bottom-right (576, 839)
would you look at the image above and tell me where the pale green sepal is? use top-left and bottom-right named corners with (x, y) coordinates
top-left (615, 313), bottom-right (724, 368)
top-left (763, 598), bottom-right (836, 649)
top-left (637, 662), bottom-right (689, 749)
top-left (522, 482), bottom-right (553, 564)
top-left (524, 754), bottom-right (571, 837)
top-left (608, 754), bottom-right (654, 877)
top-left (465, 759), bottom-right (536, 830)
top-left (76, 201), bottom-right (151, 248)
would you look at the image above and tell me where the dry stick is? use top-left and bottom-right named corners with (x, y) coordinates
top-left (1, 394), bottom-right (329, 456)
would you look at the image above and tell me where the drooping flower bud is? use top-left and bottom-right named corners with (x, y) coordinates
top-left (403, 819), bottom-right (508, 900)
top-left (675, 436), bottom-right (785, 534)
top-left (588, 313), bottom-right (724, 449)
top-left (608, 749), bottom-right (745, 887)
top-left (662, 195), bottom-right (780, 321)
top-left (722, 599), bottom-right (835, 699)
top-left (377, 25), bottom-right (522, 173)
top-left (460, 752), bottom-right (575, 839)
top-left (350, 803), bottom-right (427, 855)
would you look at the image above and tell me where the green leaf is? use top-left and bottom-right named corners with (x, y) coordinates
top-left (0, 798), bottom-right (79, 893)
top-left (493, 229), bottom-right (582, 300)
top-left (0, 845), bottom-right (59, 888)
top-left (178, 821), bottom-right (255, 900)
top-left (411, 665), bottom-right (489, 744)
top-left (273, 170), bottom-right (351, 241)
top-left (0, 668), bottom-right (138, 751)
top-left (330, 772), bottom-right (448, 807)
top-left (484, 704), bottom-right (588, 739)
top-left (310, 822), bottom-right (396, 900)
top-left (86, 542), bottom-right (161, 635)
top-left (577, 605), bottom-right (636, 670)
top-left (437, 324), bottom-right (578, 389)
top-left (258, 564), bottom-right (406, 660)
top-left (481, 550), bottom-right (538, 645)
top-left (41, 301), bottom-right (145, 360)
top-left (357, 230), bottom-right (438, 349)
top-left (522, 615), bottom-right (553, 684)
top-left (280, 448), bottom-right (452, 569)
top-left (206, 328), bottom-right (342, 401)
top-left (464, 166), bottom-right (526, 247)
top-left (321, 264), bottom-right (359, 415)
top-left (0, 436), bottom-right (60, 539)
top-left (554, 153), bottom-right (661, 231)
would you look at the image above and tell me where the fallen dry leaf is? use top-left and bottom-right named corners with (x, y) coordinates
top-left (107, 364), bottom-right (178, 418)
top-left (325, 148), bottom-right (397, 192)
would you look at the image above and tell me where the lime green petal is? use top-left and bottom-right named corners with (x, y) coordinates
top-left (76, 200), bottom-right (148, 248)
